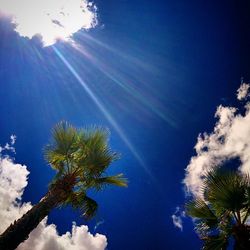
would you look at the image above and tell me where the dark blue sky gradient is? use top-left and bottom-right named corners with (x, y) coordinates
top-left (0, 0), bottom-right (250, 249)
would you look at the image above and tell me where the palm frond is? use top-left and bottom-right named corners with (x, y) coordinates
top-left (62, 191), bottom-right (97, 219)
top-left (75, 127), bottom-right (119, 175)
top-left (245, 182), bottom-right (250, 206)
top-left (204, 170), bottom-right (248, 213)
top-left (202, 234), bottom-right (229, 250)
top-left (186, 168), bottom-right (250, 249)
top-left (242, 185), bottom-right (250, 223)
top-left (88, 174), bottom-right (128, 190)
top-left (63, 191), bottom-right (85, 208)
top-left (186, 199), bottom-right (218, 228)
top-left (44, 121), bottom-right (78, 171)
top-left (44, 150), bottom-right (66, 170)
top-left (80, 195), bottom-right (98, 219)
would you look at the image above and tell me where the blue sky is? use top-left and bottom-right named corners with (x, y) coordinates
top-left (0, 0), bottom-right (250, 249)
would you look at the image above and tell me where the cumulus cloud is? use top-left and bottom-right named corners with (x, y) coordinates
top-left (0, 157), bottom-right (31, 232)
top-left (184, 83), bottom-right (250, 197)
top-left (0, 143), bottom-right (107, 250)
top-left (0, 0), bottom-right (98, 46)
top-left (18, 220), bottom-right (107, 250)
top-left (237, 83), bottom-right (250, 100)
top-left (171, 207), bottom-right (185, 231)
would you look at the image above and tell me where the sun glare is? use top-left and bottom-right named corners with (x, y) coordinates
top-left (0, 0), bottom-right (97, 46)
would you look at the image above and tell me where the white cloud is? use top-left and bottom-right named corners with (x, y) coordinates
top-left (237, 83), bottom-right (250, 100)
top-left (184, 83), bottom-right (250, 197)
top-left (0, 0), bottom-right (98, 46)
top-left (0, 157), bottom-right (31, 233)
top-left (10, 135), bottom-right (16, 145)
top-left (171, 206), bottom-right (185, 231)
top-left (0, 136), bottom-right (16, 154)
top-left (18, 220), bottom-right (107, 250)
top-left (0, 149), bottom-right (107, 249)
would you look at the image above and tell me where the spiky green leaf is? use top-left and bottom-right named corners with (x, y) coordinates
top-left (90, 174), bottom-right (128, 190)
top-left (204, 170), bottom-right (248, 213)
top-left (186, 198), bottom-right (218, 228)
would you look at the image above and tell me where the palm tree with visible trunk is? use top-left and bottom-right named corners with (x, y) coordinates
top-left (0, 121), bottom-right (127, 250)
top-left (186, 169), bottom-right (250, 250)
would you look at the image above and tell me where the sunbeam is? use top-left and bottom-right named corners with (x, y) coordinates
top-left (72, 33), bottom-right (178, 127)
top-left (78, 33), bottom-right (152, 72)
top-left (70, 41), bottom-right (176, 127)
top-left (53, 46), bottom-right (155, 180)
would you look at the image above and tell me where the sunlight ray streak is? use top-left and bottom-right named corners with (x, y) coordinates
top-left (78, 33), bottom-right (150, 70)
top-left (53, 46), bottom-right (155, 180)
top-left (71, 42), bottom-right (176, 127)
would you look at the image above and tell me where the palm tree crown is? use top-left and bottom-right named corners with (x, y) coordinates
top-left (186, 169), bottom-right (250, 250)
top-left (45, 121), bottom-right (127, 218)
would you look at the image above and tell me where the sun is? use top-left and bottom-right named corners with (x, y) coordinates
top-left (0, 0), bottom-right (97, 46)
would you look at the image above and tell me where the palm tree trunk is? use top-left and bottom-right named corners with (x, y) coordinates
top-left (0, 191), bottom-right (62, 250)
top-left (233, 225), bottom-right (250, 250)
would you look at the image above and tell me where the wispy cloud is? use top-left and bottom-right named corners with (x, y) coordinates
top-left (0, 141), bottom-right (107, 250)
top-left (171, 206), bottom-right (185, 231)
top-left (10, 134), bottom-right (16, 145)
top-left (94, 220), bottom-right (105, 231)
top-left (0, 0), bottom-right (98, 46)
top-left (184, 83), bottom-right (250, 197)
top-left (237, 83), bottom-right (250, 100)
top-left (0, 135), bottom-right (16, 154)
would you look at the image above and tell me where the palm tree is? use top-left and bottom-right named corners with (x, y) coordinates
top-left (0, 121), bottom-right (127, 250)
top-left (186, 169), bottom-right (250, 250)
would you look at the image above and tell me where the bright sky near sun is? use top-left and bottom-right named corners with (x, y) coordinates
top-left (0, 0), bottom-right (97, 46)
